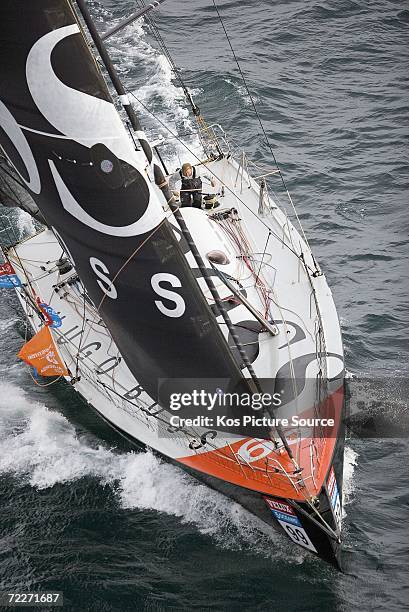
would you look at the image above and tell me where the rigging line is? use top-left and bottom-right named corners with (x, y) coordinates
top-left (211, 0), bottom-right (314, 259)
top-left (211, 0), bottom-right (275, 160)
top-left (51, 325), bottom-right (116, 380)
top-left (102, 371), bottom-right (284, 473)
top-left (36, 304), bottom-right (204, 445)
top-left (73, 285), bottom-right (88, 379)
top-left (140, 6), bottom-right (176, 71)
top-left (28, 371), bottom-right (64, 387)
top-left (2, 223), bottom-right (40, 306)
top-left (126, 89), bottom-right (315, 275)
top-left (64, 289), bottom-right (108, 334)
top-left (97, 379), bottom-right (205, 442)
top-left (101, 0), bottom-right (167, 41)
top-left (30, 271), bottom-right (59, 283)
top-left (214, 216), bottom-right (271, 315)
top-left (138, 0), bottom-right (197, 108)
top-left (14, 257), bottom-right (60, 265)
top-left (62, 285), bottom-right (107, 359)
top-left (48, 227), bottom-right (108, 356)
top-left (138, 2), bottom-right (224, 159)
top-left (301, 252), bottom-right (328, 381)
top-left (59, 254), bottom-right (135, 351)
top-left (140, 2), bottom-right (212, 155)
top-left (255, 230), bottom-right (271, 288)
top-left (265, 287), bottom-right (300, 412)
top-left (17, 287), bottom-right (73, 379)
top-left (96, 217), bottom-right (168, 314)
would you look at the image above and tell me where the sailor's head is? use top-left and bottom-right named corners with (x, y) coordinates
top-left (181, 162), bottom-right (193, 178)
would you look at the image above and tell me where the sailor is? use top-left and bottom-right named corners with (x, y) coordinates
top-left (172, 163), bottom-right (216, 208)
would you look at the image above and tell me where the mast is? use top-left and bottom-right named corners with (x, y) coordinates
top-left (75, 0), bottom-right (153, 164)
top-left (73, 0), bottom-right (262, 394)
top-left (0, 0), bottom-right (261, 433)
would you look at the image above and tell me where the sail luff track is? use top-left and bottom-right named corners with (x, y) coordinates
top-left (72, 0), bottom-right (262, 397)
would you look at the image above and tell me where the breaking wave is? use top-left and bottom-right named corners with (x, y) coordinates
top-left (0, 380), bottom-right (356, 563)
top-left (343, 446), bottom-right (358, 509)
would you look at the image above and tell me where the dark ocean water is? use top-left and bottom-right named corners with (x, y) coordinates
top-left (1, 0), bottom-right (408, 610)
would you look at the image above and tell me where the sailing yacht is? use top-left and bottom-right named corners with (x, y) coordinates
top-left (0, 0), bottom-right (345, 568)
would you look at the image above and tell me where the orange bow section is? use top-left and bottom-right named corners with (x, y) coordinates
top-left (18, 326), bottom-right (68, 377)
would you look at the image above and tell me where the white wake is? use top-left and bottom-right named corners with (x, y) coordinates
top-left (0, 380), bottom-right (357, 563)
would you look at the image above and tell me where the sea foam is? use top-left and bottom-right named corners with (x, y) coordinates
top-left (0, 380), bottom-right (356, 564)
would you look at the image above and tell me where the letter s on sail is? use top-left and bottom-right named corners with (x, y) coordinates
top-left (49, 160), bottom-right (163, 237)
top-left (90, 257), bottom-right (117, 299)
top-left (151, 273), bottom-right (185, 318)
top-left (26, 25), bottom-right (164, 236)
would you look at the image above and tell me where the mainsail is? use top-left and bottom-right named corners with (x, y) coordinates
top-left (0, 0), bottom-right (347, 568)
top-left (0, 0), bottom-right (248, 408)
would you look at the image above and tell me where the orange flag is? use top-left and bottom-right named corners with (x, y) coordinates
top-left (18, 326), bottom-right (68, 377)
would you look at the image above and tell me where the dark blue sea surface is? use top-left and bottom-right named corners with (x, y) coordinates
top-left (1, 1), bottom-right (408, 610)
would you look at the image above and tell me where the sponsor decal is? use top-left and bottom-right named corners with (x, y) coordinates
top-left (36, 298), bottom-right (63, 328)
top-left (327, 466), bottom-right (342, 527)
top-left (0, 262), bottom-right (22, 289)
top-left (264, 497), bottom-right (317, 553)
top-left (264, 498), bottom-right (300, 526)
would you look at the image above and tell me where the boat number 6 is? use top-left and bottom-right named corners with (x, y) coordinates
top-left (238, 439), bottom-right (277, 463)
